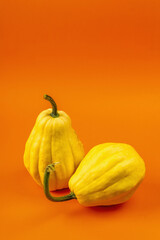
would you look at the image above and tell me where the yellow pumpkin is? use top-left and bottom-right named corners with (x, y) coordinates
top-left (24, 94), bottom-right (85, 191)
top-left (44, 143), bottom-right (145, 206)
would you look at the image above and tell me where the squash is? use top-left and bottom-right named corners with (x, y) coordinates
top-left (24, 94), bottom-right (85, 191)
top-left (44, 143), bottom-right (145, 206)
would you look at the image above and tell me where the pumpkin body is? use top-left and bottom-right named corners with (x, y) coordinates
top-left (24, 108), bottom-right (84, 191)
top-left (69, 143), bottom-right (145, 206)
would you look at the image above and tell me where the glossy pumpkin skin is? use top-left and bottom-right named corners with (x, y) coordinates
top-left (24, 106), bottom-right (84, 191)
top-left (69, 143), bottom-right (145, 206)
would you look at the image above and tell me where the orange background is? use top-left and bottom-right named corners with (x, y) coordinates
top-left (1, 0), bottom-right (160, 239)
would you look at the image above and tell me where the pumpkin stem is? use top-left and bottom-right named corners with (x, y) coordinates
top-left (44, 94), bottom-right (59, 118)
top-left (43, 164), bottom-right (76, 202)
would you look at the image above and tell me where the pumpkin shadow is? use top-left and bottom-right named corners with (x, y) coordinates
top-left (87, 203), bottom-right (124, 213)
top-left (68, 201), bottom-right (127, 218)
top-left (50, 188), bottom-right (71, 195)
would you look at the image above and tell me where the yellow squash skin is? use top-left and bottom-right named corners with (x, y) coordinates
top-left (69, 143), bottom-right (145, 206)
top-left (24, 96), bottom-right (84, 191)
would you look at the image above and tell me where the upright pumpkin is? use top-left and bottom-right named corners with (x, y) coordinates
top-left (44, 143), bottom-right (145, 206)
top-left (24, 94), bottom-right (85, 191)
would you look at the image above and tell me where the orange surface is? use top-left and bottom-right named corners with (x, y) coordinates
top-left (1, 1), bottom-right (160, 239)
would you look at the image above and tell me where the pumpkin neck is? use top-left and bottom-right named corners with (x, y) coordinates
top-left (44, 164), bottom-right (76, 202)
top-left (44, 94), bottom-right (59, 118)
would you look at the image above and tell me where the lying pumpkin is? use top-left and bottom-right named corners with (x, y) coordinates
top-left (24, 94), bottom-right (84, 191)
top-left (44, 143), bottom-right (145, 206)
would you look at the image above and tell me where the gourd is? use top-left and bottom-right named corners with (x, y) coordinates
top-left (24, 94), bottom-right (85, 191)
top-left (44, 143), bottom-right (145, 206)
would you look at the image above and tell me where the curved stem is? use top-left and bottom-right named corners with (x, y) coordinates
top-left (44, 164), bottom-right (76, 202)
top-left (44, 94), bottom-right (59, 118)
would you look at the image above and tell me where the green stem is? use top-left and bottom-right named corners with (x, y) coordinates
top-left (44, 164), bottom-right (76, 202)
top-left (44, 94), bottom-right (59, 118)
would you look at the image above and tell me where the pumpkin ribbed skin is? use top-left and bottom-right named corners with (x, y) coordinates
top-left (69, 143), bottom-right (145, 206)
top-left (24, 108), bottom-right (85, 191)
